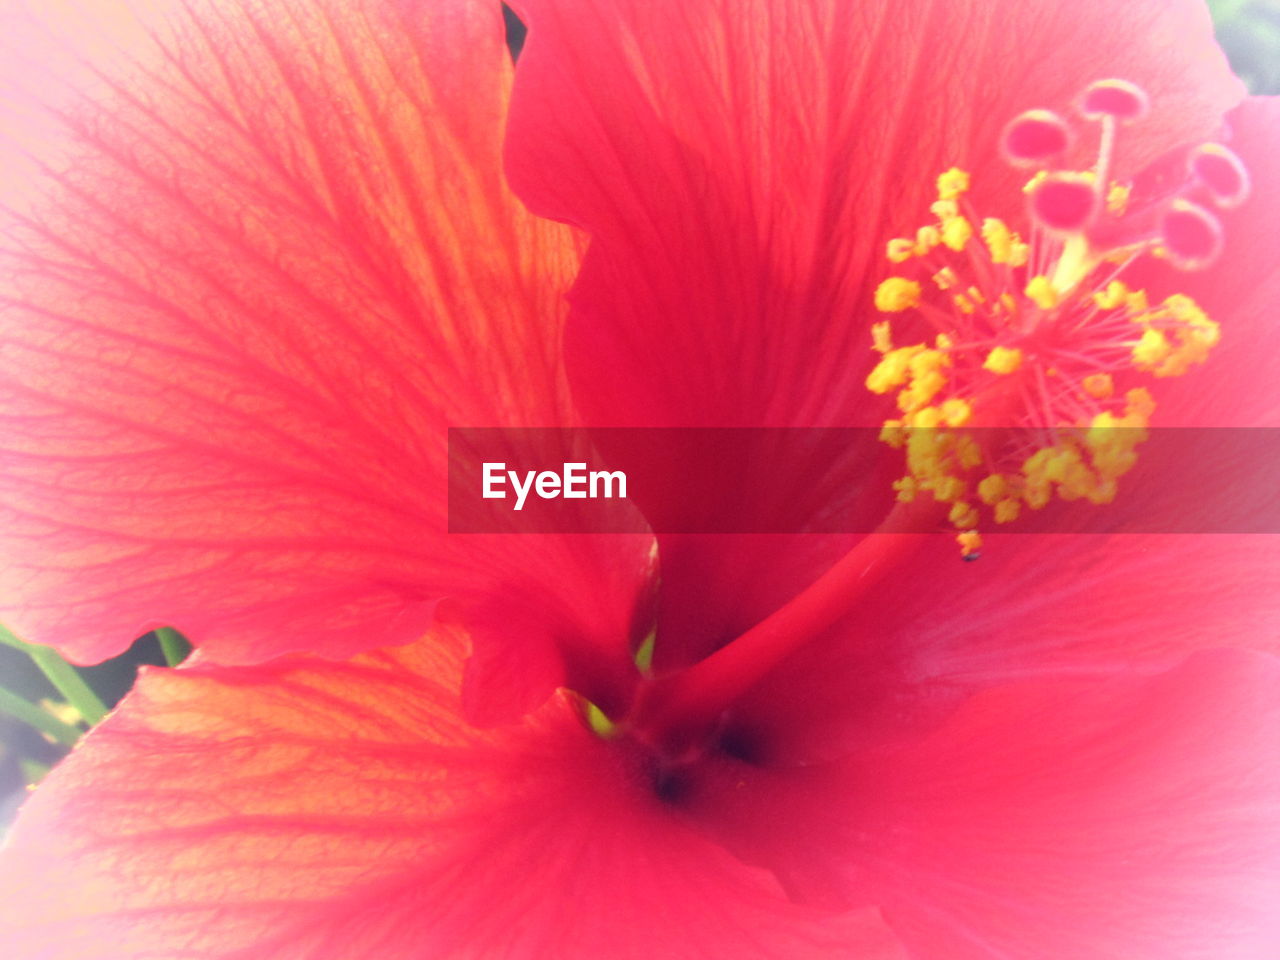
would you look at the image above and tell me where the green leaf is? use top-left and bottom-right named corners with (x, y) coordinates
top-left (0, 624), bottom-right (108, 725)
top-left (155, 627), bottom-right (192, 667)
top-left (0, 688), bottom-right (83, 747)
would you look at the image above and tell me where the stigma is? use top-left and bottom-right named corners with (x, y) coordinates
top-left (866, 80), bottom-right (1247, 557)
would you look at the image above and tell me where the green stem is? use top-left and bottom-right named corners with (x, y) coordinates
top-left (0, 688), bottom-right (83, 746)
top-left (0, 624), bottom-right (108, 725)
top-left (155, 627), bottom-right (191, 667)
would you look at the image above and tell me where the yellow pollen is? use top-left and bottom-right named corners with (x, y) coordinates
top-left (872, 321), bottom-right (893, 354)
top-left (866, 345), bottom-right (924, 393)
top-left (879, 420), bottom-right (906, 447)
top-left (1022, 443), bottom-right (1119, 505)
top-left (994, 499), bottom-right (1021, 523)
top-left (956, 435), bottom-right (983, 470)
top-left (1082, 372), bottom-right (1114, 399)
top-left (933, 267), bottom-right (958, 291)
top-left (1050, 235), bottom-right (1098, 293)
top-left (897, 368), bottom-right (948, 413)
top-left (1024, 479), bottom-right (1051, 510)
top-left (1092, 280), bottom-right (1129, 311)
top-left (939, 398), bottom-right (973, 427)
top-left (949, 501), bottom-right (980, 529)
top-left (909, 349), bottom-right (949, 378)
top-left (1106, 182), bottom-right (1131, 215)
top-left (931, 199), bottom-right (959, 220)
top-left (875, 277), bottom-right (921, 312)
top-left (915, 225), bottom-right (941, 255)
top-left (976, 474), bottom-right (1008, 505)
top-left (1127, 386), bottom-right (1156, 419)
top-left (1132, 328), bottom-right (1172, 369)
top-left (867, 163), bottom-right (1224, 556)
top-left (887, 238), bottom-right (916, 263)
top-left (941, 216), bottom-right (973, 252)
top-left (1084, 390), bottom-right (1156, 477)
top-left (981, 218), bottom-right (1013, 263)
top-left (936, 167), bottom-right (970, 201)
top-left (1166, 294), bottom-right (1206, 321)
top-left (983, 346), bottom-right (1023, 375)
top-left (1138, 294), bottom-right (1221, 377)
top-left (908, 406), bottom-right (943, 428)
top-left (956, 530), bottom-right (982, 558)
top-left (892, 476), bottom-right (918, 502)
top-left (932, 475), bottom-right (965, 503)
top-left (1025, 275), bottom-right (1060, 310)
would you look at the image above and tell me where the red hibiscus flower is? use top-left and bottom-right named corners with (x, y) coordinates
top-left (2, 0), bottom-right (1279, 957)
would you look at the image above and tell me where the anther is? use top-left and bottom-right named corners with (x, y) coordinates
top-left (936, 168), bottom-right (971, 201)
top-left (1078, 79), bottom-right (1150, 123)
top-left (983, 345), bottom-right (1023, 374)
top-left (1002, 109), bottom-right (1072, 166)
top-left (874, 277), bottom-right (922, 312)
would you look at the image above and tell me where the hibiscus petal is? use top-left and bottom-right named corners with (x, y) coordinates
top-left (600, 649), bottom-right (1280, 954)
top-left (0, 628), bottom-right (908, 960)
top-left (0, 0), bottom-right (647, 682)
top-left (734, 531), bottom-right (1280, 767)
top-left (867, 649), bottom-right (1280, 959)
top-left (784, 102), bottom-right (1280, 695)
top-left (507, 0), bottom-right (1242, 430)
top-left (503, 0), bottom-right (1243, 654)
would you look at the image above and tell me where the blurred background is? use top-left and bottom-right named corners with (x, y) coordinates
top-left (2, 0), bottom-right (1279, 832)
top-left (1210, 0), bottom-right (1280, 94)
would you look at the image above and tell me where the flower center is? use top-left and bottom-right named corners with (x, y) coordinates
top-left (622, 500), bottom-right (939, 763)
top-left (867, 79), bottom-right (1246, 557)
top-left (602, 81), bottom-right (1250, 771)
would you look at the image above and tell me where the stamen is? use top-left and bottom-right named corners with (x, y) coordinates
top-left (983, 345), bottom-right (1023, 374)
top-left (936, 167), bottom-right (971, 200)
top-left (874, 277), bottom-right (923, 311)
top-left (865, 79), bottom-right (1242, 556)
top-left (1082, 372), bottom-right (1113, 398)
top-left (871, 320), bottom-right (894, 353)
top-left (887, 237), bottom-right (917, 263)
top-left (941, 215), bottom-right (974, 251)
top-left (1080, 80), bottom-right (1150, 214)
